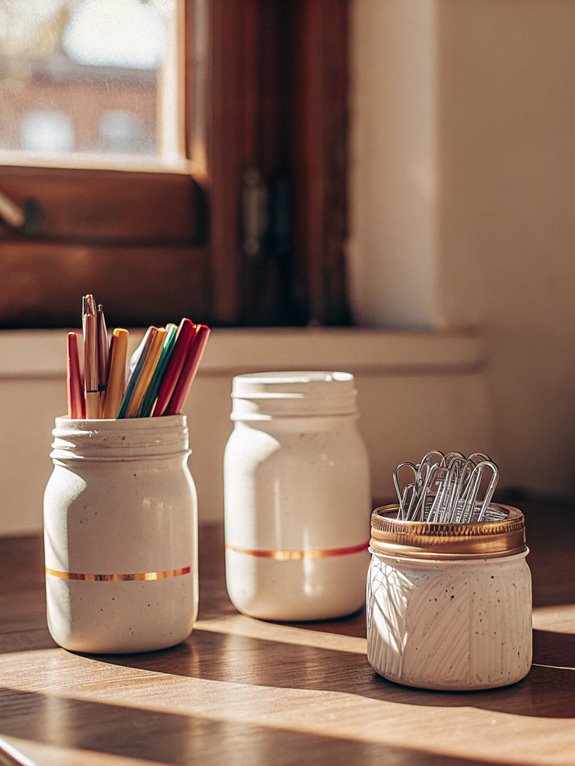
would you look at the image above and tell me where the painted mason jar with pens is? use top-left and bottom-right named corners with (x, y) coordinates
top-left (44, 294), bottom-right (210, 654)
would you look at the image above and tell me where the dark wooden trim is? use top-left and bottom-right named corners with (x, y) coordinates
top-left (0, 241), bottom-right (208, 328)
top-left (201, 0), bottom-right (261, 325)
top-left (0, 0), bottom-right (351, 328)
top-left (0, 166), bottom-right (204, 246)
top-left (290, 0), bottom-right (351, 326)
top-left (203, 0), bottom-right (351, 326)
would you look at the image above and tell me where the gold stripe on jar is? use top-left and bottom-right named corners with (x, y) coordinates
top-left (225, 541), bottom-right (369, 560)
top-left (45, 565), bottom-right (192, 582)
top-left (370, 504), bottom-right (526, 560)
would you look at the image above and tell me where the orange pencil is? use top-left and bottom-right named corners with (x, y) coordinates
top-left (101, 328), bottom-right (129, 418)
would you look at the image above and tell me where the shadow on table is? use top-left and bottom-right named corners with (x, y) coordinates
top-left (92, 624), bottom-right (575, 721)
top-left (0, 686), bottom-right (490, 766)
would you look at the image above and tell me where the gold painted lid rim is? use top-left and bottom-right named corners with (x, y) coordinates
top-left (370, 503), bottom-right (527, 559)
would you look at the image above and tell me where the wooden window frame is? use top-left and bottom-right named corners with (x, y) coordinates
top-left (0, 0), bottom-right (350, 328)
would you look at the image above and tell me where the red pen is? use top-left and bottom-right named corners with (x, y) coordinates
top-left (152, 318), bottom-right (198, 416)
top-left (164, 324), bottom-right (210, 416)
top-left (67, 332), bottom-right (85, 419)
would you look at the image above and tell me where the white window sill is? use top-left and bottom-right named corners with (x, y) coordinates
top-left (0, 326), bottom-right (484, 379)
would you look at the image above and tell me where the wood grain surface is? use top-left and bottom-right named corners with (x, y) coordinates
top-left (0, 495), bottom-right (574, 765)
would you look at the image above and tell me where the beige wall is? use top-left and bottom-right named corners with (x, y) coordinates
top-left (438, 0), bottom-right (575, 492)
top-left (349, 0), bottom-right (439, 328)
top-left (351, 0), bottom-right (575, 496)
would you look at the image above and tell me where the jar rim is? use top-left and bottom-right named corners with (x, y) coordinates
top-left (230, 370), bottom-right (358, 419)
top-left (51, 413), bottom-right (190, 460)
top-left (55, 413), bottom-right (187, 430)
top-left (232, 370), bottom-right (354, 386)
top-left (370, 503), bottom-right (527, 559)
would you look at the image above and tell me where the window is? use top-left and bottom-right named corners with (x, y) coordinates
top-left (1, 0), bottom-right (170, 160)
top-left (0, 0), bottom-right (350, 328)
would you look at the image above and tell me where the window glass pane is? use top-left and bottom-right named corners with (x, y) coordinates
top-left (0, 0), bottom-right (177, 164)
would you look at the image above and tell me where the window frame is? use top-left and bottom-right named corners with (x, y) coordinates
top-left (0, 0), bottom-right (350, 328)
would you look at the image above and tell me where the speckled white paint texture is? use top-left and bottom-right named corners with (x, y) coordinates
top-left (224, 372), bottom-right (372, 621)
top-left (367, 552), bottom-right (532, 690)
top-left (44, 415), bottom-right (198, 654)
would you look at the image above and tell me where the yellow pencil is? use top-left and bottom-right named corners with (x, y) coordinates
top-left (101, 328), bottom-right (129, 419)
top-left (124, 327), bottom-right (167, 418)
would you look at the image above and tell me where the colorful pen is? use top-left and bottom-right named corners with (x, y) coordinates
top-left (117, 326), bottom-right (157, 418)
top-left (66, 332), bottom-right (85, 419)
top-left (139, 323), bottom-right (178, 417)
top-left (72, 296), bottom-right (210, 419)
top-left (101, 328), bottom-right (129, 418)
top-left (124, 327), bottom-right (167, 418)
top-left (165, 324), bottom-right (210, 415)
top-left (97, 304), bottom-right (109, 408)
top-left (82, 294), bottom-right (99, 419)
top-left (152, 318), bottom-right (197, 417)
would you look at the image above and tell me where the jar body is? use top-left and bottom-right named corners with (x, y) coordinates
top-left (43, 415), bottom-right (198, 654)
top-left (367, 550), bottom-right (532, 690)
top-left (224, 415), bottom-right (371, 620)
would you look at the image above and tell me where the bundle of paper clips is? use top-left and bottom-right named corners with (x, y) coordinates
top-left (393, 451), bottom-right (500, 524)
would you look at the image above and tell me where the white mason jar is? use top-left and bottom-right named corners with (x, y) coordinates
top-left (224, 371), bottom-right (371, 621)
top-left (43, 414), bottom-right (198, 654)
top-left (367, 504), bottom-right (532, 690)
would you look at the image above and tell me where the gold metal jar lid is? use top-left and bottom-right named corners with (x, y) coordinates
top-left (370, 503), bottom-right (527, 560)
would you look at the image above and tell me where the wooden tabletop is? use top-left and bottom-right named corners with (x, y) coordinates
top-left (0, 494), bottom-right (574, 766)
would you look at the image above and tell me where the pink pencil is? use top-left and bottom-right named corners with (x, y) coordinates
top-left (67, 332), bottom-right (85, 419)
top-left (164, 324), bottom-right (210, 415)
top-left (152, 318), bottom-right (198, 417)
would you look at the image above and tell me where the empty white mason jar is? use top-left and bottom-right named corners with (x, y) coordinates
top-left (224, 371), bottom-right (371, 621)
top-left (367, 504), bottom-right (532, 690)
top-left (43, 414), bottom-right (198, 654)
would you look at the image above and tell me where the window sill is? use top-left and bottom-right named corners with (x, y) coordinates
top-left (0, 326), bottom-right (484, 379)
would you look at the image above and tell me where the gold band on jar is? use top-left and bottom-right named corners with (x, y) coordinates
top-left (45, 565), bottom-right (192, 582)
top-left (225, 541), bottom-right (369, 560)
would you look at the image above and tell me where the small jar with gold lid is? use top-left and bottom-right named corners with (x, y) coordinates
top-left (367, 504), bottom-right (532, 690)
